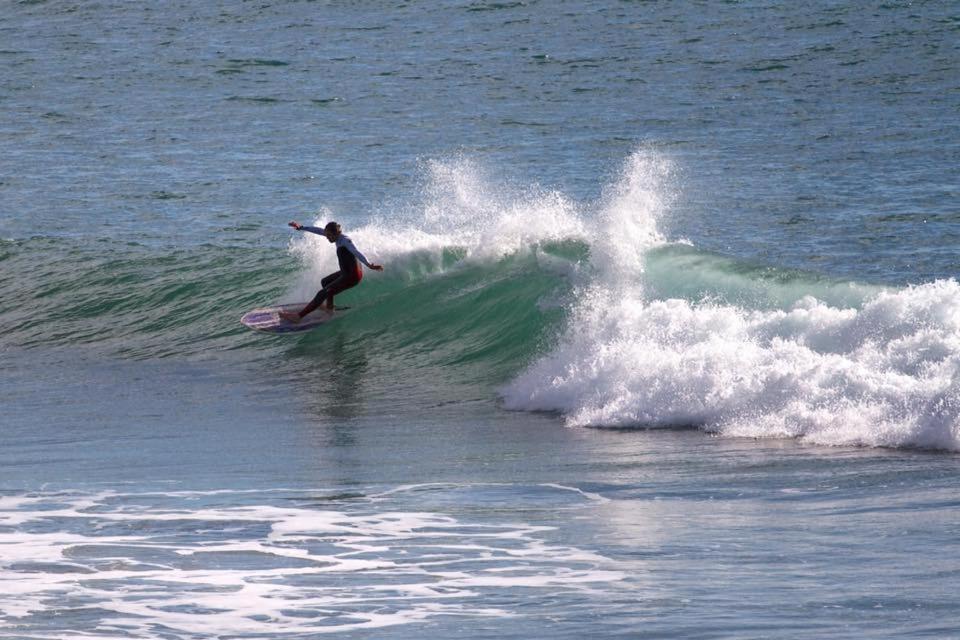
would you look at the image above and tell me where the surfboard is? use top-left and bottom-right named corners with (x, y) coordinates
top-left (240, 304), bottom-right (349, 334)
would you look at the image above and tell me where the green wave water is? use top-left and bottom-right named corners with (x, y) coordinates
top-left (2, 238), bottom-right (290, 359)
top-left (642, 244), bottom-right (887, 310)
top-left (4, 234), bottom-right (877, 369)
top-left (2, 237), bottom-right (576, 381)
top-left (9, 218), bottom-right (960, 452)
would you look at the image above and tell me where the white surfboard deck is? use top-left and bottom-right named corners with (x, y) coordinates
top-left (240, 303), bottom-right (348, 334)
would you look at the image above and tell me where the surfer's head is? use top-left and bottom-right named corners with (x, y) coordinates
top-left (323, 221), bottom-right (342, 241)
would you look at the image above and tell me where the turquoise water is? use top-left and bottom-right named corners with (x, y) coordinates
top-left (3, 1), bottom-right (960, 637)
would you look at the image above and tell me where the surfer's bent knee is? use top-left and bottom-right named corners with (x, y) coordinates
top-left (311, 288), bottom-right (329, 305)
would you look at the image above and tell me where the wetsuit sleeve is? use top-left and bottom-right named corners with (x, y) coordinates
top-left (340, 236), bottom-right (374, 268)
top-left (299, 225), bottom-right (326, 236)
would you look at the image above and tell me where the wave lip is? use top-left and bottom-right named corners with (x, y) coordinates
top-left (11, 146), bottom-right (960, 453)
top-left (285, 154), bottom-right (586, 303)
top-left (498, 149), bottom-right (960, 452)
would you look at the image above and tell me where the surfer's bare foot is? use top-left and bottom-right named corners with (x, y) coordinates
top-left (278, 311), bottom-right (301, 323)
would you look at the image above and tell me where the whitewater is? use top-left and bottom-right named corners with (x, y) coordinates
top-left (271, 150), bottom-right (960, 452)
top-left (6, 149), bottom-right (959, 452)
top-left (4, 1), bottom-right (960, 637)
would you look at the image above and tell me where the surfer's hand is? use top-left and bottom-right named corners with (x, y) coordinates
top-left (370, 264), bottom-right (384, 271)
top-left (288, 221), bottom-right (302, 230)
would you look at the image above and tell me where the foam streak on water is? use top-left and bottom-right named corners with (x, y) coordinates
top-left (0, 487), bottom-right (625, 638)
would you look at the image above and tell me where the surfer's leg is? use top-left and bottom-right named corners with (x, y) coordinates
top-left (279, 288), bottom-right (330, 323)
top-left (299, 288), bottom-right (331, 317)
top-left (280, 270), bottom-right (359, 322)
top-left (320, 272), bottom-right (340, 310)
top-left (280, 272), bottom-right (342, 321)
top-left (319, 270), bottom-right (361, 310)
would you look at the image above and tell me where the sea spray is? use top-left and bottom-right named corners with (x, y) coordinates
top-left (592, 149), bottom-right (673, 283)
top-left (9, 149), bottom-right (960, 452)
top-left (501, 151), bottom-right (960, 451)
top-left (285, 155), bottom-right (586, 302)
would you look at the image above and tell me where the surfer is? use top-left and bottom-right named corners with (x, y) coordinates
top-left (279, 221), bottom-right (383, 323)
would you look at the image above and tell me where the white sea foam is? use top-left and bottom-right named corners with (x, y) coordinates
top-left (0, 488), bottom-right (625, 638)
top-left (501, 150), bottom-right (960, 451)
top-left (282, 148), bottom-right (960, 451)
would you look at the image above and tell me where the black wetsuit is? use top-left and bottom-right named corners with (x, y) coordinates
top-left (297, 228), bottom-right (373, 317)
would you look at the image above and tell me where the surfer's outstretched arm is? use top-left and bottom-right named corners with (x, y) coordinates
top-left (288, 221), bottom-right (326, 235)
top-left (287, 221), bottom-right (384, 271)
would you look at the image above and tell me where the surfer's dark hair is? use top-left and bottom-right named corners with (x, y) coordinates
top-left (324, 221), bottom-right (342, 235)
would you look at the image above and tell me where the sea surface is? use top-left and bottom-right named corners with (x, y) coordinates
top-left (2, 1), bottom-right (960, 638)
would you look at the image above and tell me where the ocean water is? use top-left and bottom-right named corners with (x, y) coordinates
top-left (3, 1), bottom-right (960, 637)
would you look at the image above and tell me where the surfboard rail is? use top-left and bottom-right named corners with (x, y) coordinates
top-left (240, 303), bottom-right (347, 333)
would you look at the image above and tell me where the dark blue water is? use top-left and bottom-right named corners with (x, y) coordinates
top-left (3, 1), bottom-right (960, 637)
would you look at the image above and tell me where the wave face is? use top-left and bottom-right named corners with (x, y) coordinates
top-left (0, 156), bottom-right (586, 378)
top-left (6, 150), bottom-right (960, 450)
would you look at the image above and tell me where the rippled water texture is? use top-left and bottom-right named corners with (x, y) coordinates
top-left (2, 1), bottom-right (960, 638)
